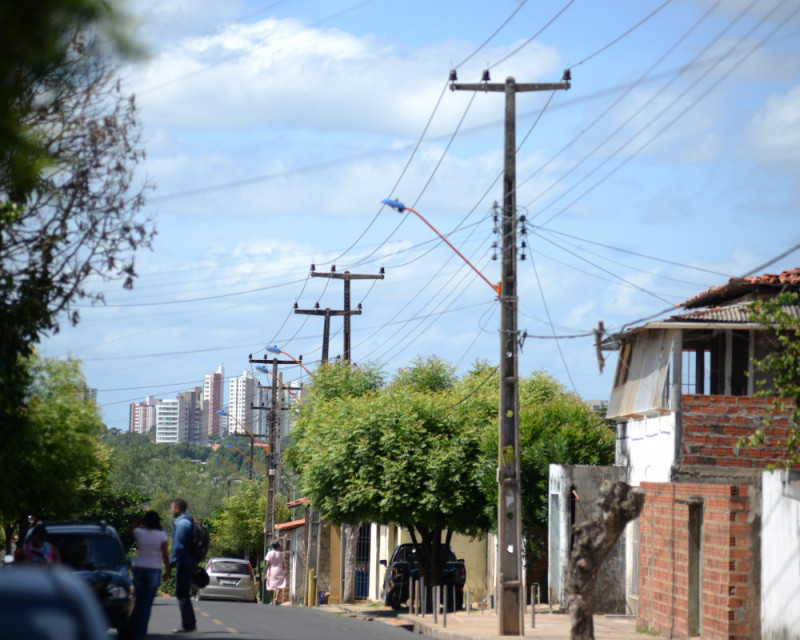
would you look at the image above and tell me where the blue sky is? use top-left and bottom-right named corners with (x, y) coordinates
top-left (40, 0), bottom-right (800, 431)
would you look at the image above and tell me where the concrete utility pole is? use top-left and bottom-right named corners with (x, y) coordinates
top-left (452, 73), bottom-right (570, 636)
top-left (248, 353), bottom-right (295, 603)
top-left (309, 267), bottom-right (384, 362)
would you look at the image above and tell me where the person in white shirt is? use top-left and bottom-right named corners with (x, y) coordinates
top-left (131, 510), bottom-right (171, 640)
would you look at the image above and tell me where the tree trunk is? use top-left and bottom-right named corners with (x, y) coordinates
top-left (341, 523), bottom-right (359, 604)
top-left (565, 481), bottom-right (644, 640)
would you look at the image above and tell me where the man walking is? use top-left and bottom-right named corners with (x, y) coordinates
top-left (170, 499), bottom-right (197, 634)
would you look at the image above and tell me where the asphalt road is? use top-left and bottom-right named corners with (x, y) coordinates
top-left (145, 598), bottom-right (414, 640)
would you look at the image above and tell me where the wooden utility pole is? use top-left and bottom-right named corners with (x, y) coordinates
top-left (452, 73), bottom-right (570, 635)
top-left (309, 267), bottom-right (384, 362)
top-left (293, 305), bottom-right (347, 364)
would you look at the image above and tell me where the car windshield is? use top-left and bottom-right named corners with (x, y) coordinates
top-left (49, 533), bottom-right (125, 569)
top-left (0, 599), bottom-right (90, 640)
top-left (210, 561), bottom-right (251, 575)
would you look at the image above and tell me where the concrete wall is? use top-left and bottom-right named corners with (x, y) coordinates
top-left (761, 470), bottom-right (800, 640)
top-left (548, 464), bottom-right (629, 613)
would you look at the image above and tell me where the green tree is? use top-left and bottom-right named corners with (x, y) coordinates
top-left (287, 360), bottom-right (493, 587)
top-left (1, 354), bottom-right (109, 542)
top-left (0, 3), bottom-right (153, 498)
top-left (80, 488), bottom-right (149, 554)
top-left (741, 291), bottom-right (800, 466)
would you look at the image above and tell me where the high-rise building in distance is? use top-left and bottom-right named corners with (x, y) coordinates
top-left (129, 396), bottom-right (161, 435)
top-left (203, 365), bottom-right (224, 438)
top-left (228, 371), bottom-right (255, 435)
top-left (155, 398), bottom-right (187, 444)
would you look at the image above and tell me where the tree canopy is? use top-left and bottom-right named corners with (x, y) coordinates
top-left (0, 354), bottom-right (109, 537)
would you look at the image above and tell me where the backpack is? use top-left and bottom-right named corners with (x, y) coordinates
top-left (190, 519), bottom-right (210, 562)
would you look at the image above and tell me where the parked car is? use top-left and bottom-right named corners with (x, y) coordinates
top-left (380, 543), bottom-right (465, 611)
top-left (0, 566), bottom-right (111, 640)
top-left (25, 521), bottom-right (134, 638)
top-left (196, 557), bottom-right (259, 603)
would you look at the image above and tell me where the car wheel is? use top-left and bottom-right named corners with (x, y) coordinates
top-left (455, 588), bottom-right (464, 612)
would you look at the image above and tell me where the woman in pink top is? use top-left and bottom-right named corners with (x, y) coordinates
top-left (131, 511), bottom-right (171, 640)
top-left (265, 540), bottom-right (286, 605)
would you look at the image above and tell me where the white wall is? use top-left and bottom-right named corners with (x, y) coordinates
top-left (616, 412), bottom-right (676, 615)
top-left (617, 413), bottom-right (676, 487)
top-left (761, 470), bottom-right (800, 640)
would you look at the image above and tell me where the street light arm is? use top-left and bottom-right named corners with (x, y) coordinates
top-left (217, 410), bottom-right (270, 453)
top-left (266, 346), bottom-right (313, 376)
top-left (228, 445), bottom-right (270, 476)
top-left (213, 457), bottom-right (247, 482)
top-left (381, 198), bottom-right (501, 298)
top-left (255, 365), bottom-right (301, 402)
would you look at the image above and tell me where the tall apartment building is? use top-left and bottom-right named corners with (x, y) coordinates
top-left (203, 365), bottom-right (224, 438)
top-left (155, 397), bottom-right (187, 444)
top-left (228, 371), bottom-right (255, 435)
top-left (129, 396), bottom-right (161, 434)
top-left (178, 387), bottom-right (206, 445)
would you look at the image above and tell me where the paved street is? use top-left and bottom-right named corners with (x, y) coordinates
top-left (145, 598), bottom-right (414, 640)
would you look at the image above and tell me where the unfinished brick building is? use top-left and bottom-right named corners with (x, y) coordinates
top-left (603, 268), bottom-right (800, 640)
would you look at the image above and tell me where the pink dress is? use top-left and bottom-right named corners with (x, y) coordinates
top-left (265, 549), bottom-right (286, 590)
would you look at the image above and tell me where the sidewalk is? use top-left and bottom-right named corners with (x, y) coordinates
top-left (318, 602), bottom-right (668, 640)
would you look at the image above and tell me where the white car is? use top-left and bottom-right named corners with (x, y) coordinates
top-left (196, 558), bottom-right (259, 603)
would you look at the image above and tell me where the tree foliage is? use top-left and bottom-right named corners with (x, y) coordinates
top-left (0, 0), bottom-right (136, 191)
top-left (0, 355), bottom-right (110, 538)
top-left (287, 359), bottom-right (494, 584)
top-left (741, 291), bottom-right (800, 466)
top-left (0, 4), bottom-right (153, 488)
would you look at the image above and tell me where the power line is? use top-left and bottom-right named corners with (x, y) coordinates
top-left (452, 0), bottom-right (529, 70)
top-left (488, 0), bottom-right (576, 70)
top-left (530, 254), bottom-right (577, 392)
top-left (568, 0), bottom-right (675, 70)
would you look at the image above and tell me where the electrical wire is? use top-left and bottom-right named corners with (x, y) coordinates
top-left (452, 0), bottom-right (529, 70)
top-left (517, 0), bottom-right (725, 205)
top-left (488, 0), bottom-right (576, 70)
top-left (530, 254), bottom-right (577, 392)
top-left (536, 0), bottom-right (791, 228)
top-left (568, 0), bottom-right (675, 70)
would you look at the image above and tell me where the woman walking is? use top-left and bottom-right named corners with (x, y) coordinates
top-left (131, 511), bottom-right (170, 640)
top-left (264, 541), bottom-right (286, 605)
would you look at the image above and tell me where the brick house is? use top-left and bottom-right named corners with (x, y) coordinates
top-left (601, 269), bottom-right (800, 640)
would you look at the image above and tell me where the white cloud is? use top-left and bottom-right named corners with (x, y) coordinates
top-left (742, 84), bottom-right (800, 165)
top-left (128, 17), bottom-right (562, 136)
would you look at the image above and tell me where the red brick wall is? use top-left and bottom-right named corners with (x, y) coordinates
top-left (638, 482), bottom-right (753, 640)
top-left (681, 394), bottom-right (795, 467)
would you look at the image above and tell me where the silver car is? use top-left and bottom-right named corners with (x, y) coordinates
top-left (196, 558), bottom-right (259, 603)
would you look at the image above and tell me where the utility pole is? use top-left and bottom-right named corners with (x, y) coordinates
top-left (293, 304), bottom-right (347, 364)
top-left (309, 266), bottom-right (384, 362)
top-left (249, 353), bottom-right (295, 603)
top-left (452, 72), bottom-right (570, 636)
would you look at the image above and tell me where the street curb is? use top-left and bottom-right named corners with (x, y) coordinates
top-left (399, 615), bottom-right (473, 640)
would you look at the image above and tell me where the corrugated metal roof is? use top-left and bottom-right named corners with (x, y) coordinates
top-left (669, 302), bottom-right (800, 323)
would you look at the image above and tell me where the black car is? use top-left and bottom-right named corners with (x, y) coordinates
top-left (381, 543), bottom-right (465, 611)
top-left (27, 521), bottom-right (135, 638)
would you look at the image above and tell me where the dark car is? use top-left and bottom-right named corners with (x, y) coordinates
top-left (26, 521), bottom-right (135, 638)
top-left (0, 566), bottom-right (110, 640)
top-left (380, 543), bottom-right (465, 611)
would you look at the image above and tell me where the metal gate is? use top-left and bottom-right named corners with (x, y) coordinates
top-left (354, 524), bottom-right (371, 600)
